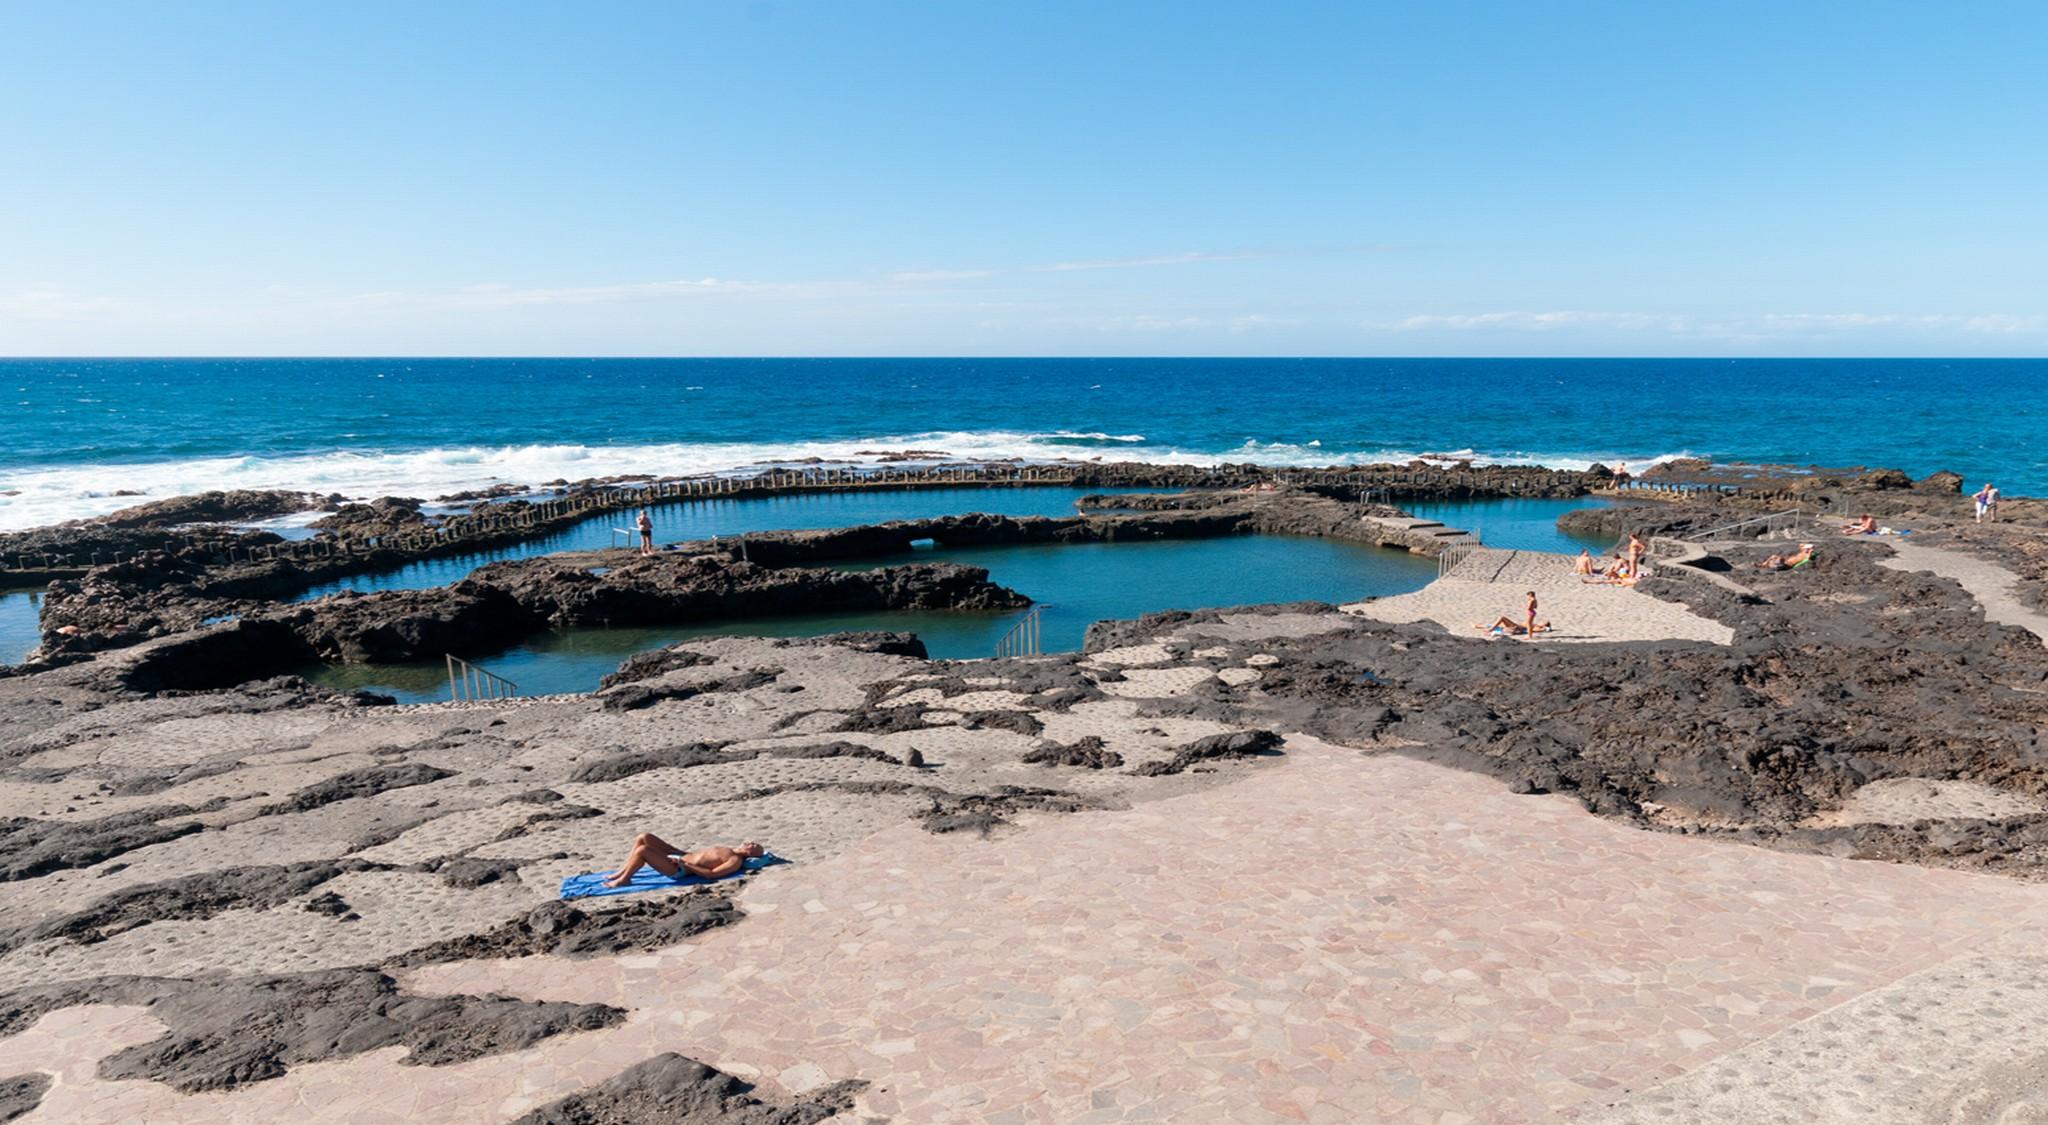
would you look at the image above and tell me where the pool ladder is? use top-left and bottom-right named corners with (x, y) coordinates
top-left (993, 604), bottom-right (1048, 659)
top-left (446, 654), bottom-right (519, 701)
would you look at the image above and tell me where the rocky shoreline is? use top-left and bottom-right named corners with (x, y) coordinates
top-left (0, 461), bottom-right (2044, 1117)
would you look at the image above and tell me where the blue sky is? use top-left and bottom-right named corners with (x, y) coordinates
top-left (1, 1), bottom-right (2043, 356)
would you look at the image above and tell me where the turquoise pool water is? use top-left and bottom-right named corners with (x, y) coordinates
top-left (1403, 496), bottom-right (1623, 555)
top-left (1, 494), bottom-right (1615, 672)
top-left (0, 589), bottom-right (42, 664)
top-left (293, 486), bottom-right (1152, 601)
top-left (308, 533), bottom-right (1440, 702)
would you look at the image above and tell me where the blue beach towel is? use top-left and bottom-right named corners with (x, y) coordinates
top-left (558, 853), bottom-right (789, 900)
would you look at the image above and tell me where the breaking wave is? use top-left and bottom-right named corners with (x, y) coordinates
top-left (0, 432), bottom-right (1694, 531)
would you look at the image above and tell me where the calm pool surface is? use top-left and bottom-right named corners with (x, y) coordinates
top-left (309, 533), bottom-right (1442, 701)
top-left (0, 590), bottom-right (41, 664)
top-left (294, 486), bottom-right (1152, 601)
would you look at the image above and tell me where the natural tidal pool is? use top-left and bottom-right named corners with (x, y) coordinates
top-left (1401, 496), bottom-right (1622, 555)
top-left (0, 589), bottom-right (42, 664)
top-left (293, 486), bottom-right (1154, 601)
top-left (2, 493), bottom-right (1616, 674)
top-left (308, 534), bottom-right (1442, 702)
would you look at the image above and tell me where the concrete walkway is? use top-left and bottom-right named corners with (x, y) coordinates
top-left (1879, 540), bottom-right (2048, 647)
top-left (15, 738), bottom-right (2047, 1123)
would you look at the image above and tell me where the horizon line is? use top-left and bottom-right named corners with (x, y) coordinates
top-left (2, 354), bottom-right (2046, 362)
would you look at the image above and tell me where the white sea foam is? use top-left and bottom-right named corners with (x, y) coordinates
top-left (0, 433), bottom-right (1695, 532)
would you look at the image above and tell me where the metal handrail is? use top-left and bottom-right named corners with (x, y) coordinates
top-left (993, 604), bottom-right (1049, 658)
top-left (1436, 538), bottom-right (1480, 578)
top-left (1682, 508), bottom-right (1806, 542)
top-left (446, 654), bottom-right (518, 701)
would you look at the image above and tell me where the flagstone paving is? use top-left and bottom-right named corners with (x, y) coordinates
top-left (10, 736), bottom-right (2048, 1123)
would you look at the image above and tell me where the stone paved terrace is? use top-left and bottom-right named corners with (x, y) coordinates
top-left (13, 736), bottom-right (2046, 1123)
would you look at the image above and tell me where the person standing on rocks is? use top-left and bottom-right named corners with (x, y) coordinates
top-left (636, 508), bottom-right (655, 555)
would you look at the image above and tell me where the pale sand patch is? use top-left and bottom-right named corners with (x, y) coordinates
top-left (1880, 540), bottom-right (2048, 647)
top-left (1097, 665), bottom-right (1217, 698)
top-left (1808, 777), bottom-right (2048, 828)
top-left (1082, 642), bottom-right (1179, 667)
top-left (1344, 549), bottom-right (1734, 645)
top-left (877, 688), bottom-right (1032, 711)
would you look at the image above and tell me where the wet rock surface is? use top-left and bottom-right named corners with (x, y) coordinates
top-left (511, 1051), bottom-right (865, 1125)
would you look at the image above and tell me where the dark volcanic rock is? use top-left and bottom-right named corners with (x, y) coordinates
top-left (600, 668), bottom-right (781, 712)
top-left (831, 704), bottom-right (933, 735)
top-left (920, 785), bottom-right (1102, 835)
top-left (302, 891), bottom-right (356, 918)
top-left (426, 857), bottom-right (524, 889)
top-left (804, 630), bottom-right (928, 658)
top-left (1131, 729), bottom-right (1285, 777)
top-left (96, 490), bottom-right (323, 529)
top-left (307, 496), bottom-right (429, 536)
top-left (283, 583), bottom-right (537, 665)
top-left (1022, 736), bottom-right (1123, 769)
top-left (94, 619), bottom-right (314, 693)
top-left (569, 743), bottom-right (732, 784)
top-left (1244, 544), bottom-right (2048, 855)
top-left (0, 806), bottom-right (206, 882)
top-left (0, 970), bottom-right (624, 1093)
top-left (0, 1073), bottom-right (50, 1123)
top-left (511, 1051), bottom-right (865, 1125)
top-left (768, 741), bottom-right (904, 766)
top-left (260, 764), bottom-right (455, 815)
top-left (598, 647), bottom-right (713, 689)
top-left (391, 894), bottom-right (742, 964)
top-left (568, 739), bottom-right (900, 784)
top-left (961, 710), bottom-right (1045, 736)
top-left (6, 862), bottom-right (348, 951)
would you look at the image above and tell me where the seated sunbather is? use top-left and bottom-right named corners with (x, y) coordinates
top-left (1841, 514), bottom-right (1877, 535)
top-left (1572, 549), bottom-right (1596, 575)
top-left (601, 834), bottom-right (764, 888)
top-left (1583, 557), bottom-right (1638, 585)
top-left (1477, 615), bottom-right (1552, 637)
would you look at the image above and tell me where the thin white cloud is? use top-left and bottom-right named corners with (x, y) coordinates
top-left (1052, 313), bottom-right (1303, 333)
top-left (1759, 312), bottom-right (2047, 334)
top-left (337, 278), bottom-right (826, 309)
top-left (1387, 311), bottom-right (1699, 332)
top-left (885, 269), bottom-right (995, 283)
top-left (1033, 251), bottom-right (1256, 273)
top-left (1382, 310), bottom-right (2048, 337)
top-left (0, 286), bottom-right (122, 321)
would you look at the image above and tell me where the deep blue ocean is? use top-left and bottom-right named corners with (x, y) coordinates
top-left (3, 356), bottom-right (2039, 674)
top-left (2, 358), bottom-right (2042, 531)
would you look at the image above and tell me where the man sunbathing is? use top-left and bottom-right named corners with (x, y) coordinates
top-left (1756, 543), bottom-right (1816, 570)
top-left (1840, 514), bottom-right (1877, 535)
top-left (601, 834), bottom-right (764, 888)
